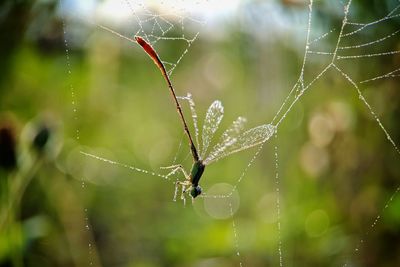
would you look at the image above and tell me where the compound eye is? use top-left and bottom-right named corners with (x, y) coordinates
top-left (190, 186), bottom-right (202, 198)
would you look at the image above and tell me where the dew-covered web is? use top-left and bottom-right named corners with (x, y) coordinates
top-left (60, 0), bottom-right (400, 266)
top-left (60, 0), bottom-right (206, 265)
top-left (101, 0), bottom-right (205, 76)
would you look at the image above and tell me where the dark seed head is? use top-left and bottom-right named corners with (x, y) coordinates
top-left (0, 122), bottom-right (17, 171)
top-left (32, 124), bottom-right (51, 153)
top-left (190, 185), bottom-right (202, 198)
top-left (22, 115), bottom-right (62, 160)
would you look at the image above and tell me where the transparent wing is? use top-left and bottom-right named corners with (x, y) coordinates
top-left (218, 116), bottom-right (247, 145)
top-left (203, 123), bottom-right (276, 165)
top-left (200, 100), bottom-right (224, 159)
top-left (177, 93), bottom-right (200, 149)
top-left (186, 93), bottom-right (201, 150)
top-left (204, 116), bottom-right (247, 161)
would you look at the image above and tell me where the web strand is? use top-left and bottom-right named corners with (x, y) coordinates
top-left (274, 135), bottom-right (284, 267)
top-left (338, 28), bottom-right (400, 50)
top-left (359, 67), bottom-right (400, 84)
top-left (342, 187), bottom-right (400, 267)
top-left (80, 151), bottom-right (174, 182)
top-left (341, 4), bottom-right (400, 37)
top-left (230, 201), bottom-right (243, 267)
top-left (60, 0), bottom-right (400, 265)
top-left (332, 63), bottom-right (400, 156)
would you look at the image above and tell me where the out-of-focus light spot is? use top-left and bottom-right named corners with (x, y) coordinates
top-left (257, 192), bottom-right (279, 223)
top-left (327, 101), bottom-right (354, 132)
top-left (300, 142), bottom-right (329, 177)
top-left (308, 112), bottom-right (335, 147)
top-left (204, 183), bottom-right (239, 219)
top-left (305, 209), bottom-right (330, 237)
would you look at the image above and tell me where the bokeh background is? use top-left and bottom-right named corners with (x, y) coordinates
top-left (1, 0), bottom-right (400, 266)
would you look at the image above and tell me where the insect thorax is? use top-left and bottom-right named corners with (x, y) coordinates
top-left (190, 160), bottom-right (205, 186)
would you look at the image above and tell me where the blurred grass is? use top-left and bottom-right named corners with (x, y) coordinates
top-left (1, 0), bottom-right (400, 267)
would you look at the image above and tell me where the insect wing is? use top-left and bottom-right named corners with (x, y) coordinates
top-left (203, 123), bottom-right (276, 165)
top-left (200, 100), bottom-right (224, 159)
top-left (186, 94), bottom-right (201, 149)
top-left (203, 116), bottom-right (247, 163)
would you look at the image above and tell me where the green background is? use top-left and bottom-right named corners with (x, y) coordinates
top-left (1, 0), bottom-right (400, 266)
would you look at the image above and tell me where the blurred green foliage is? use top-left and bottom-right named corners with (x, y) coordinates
top-left (1, 0), bottom-right (400, 267)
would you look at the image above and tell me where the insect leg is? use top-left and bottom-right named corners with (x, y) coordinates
top-left (161, 164), bottom-right (190, 180)
top-left (162, 165), bottom-right (191, 203)
top-left (173, 179), bottom-right (191, 203)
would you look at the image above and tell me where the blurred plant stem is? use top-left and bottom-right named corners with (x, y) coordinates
top-left (0, 154), bottom-right (42, 231)
top-left (0, 117), bottom-right (102, 266)
top-left (1, 154), bottom-right (102, 267)
top-left (0, 152), bottom-right (42, 267)
top-left (38, 164), bottom-right (102, 267)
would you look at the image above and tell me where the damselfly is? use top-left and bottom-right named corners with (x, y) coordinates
top-left (135, 36), bottom-right (276, 201)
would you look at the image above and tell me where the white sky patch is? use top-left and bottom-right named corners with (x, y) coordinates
top-left (59, 0), bottom-right (97, 20)
top-left (96, 0), bottom-right (133, 25)
top-left (61, 0), bottom-right (241, 24)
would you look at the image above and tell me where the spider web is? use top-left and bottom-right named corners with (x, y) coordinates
top-left (122, 0), bottom-right (205, 76)
top-left (60, 0), bottom-right (400, 266)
